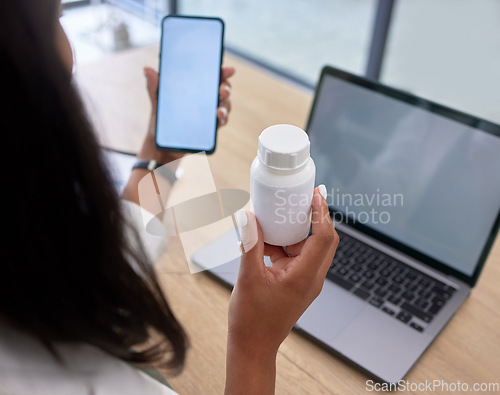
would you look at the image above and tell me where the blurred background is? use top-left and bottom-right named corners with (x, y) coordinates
top-left (62, 0), bottom-right (500, 125)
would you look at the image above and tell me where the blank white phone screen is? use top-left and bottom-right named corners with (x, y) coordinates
top-left (156, 17), bottom-right (223, 152)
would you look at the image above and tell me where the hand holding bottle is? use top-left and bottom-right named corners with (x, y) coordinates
top-left (224, 187), bottom-right (338, 395)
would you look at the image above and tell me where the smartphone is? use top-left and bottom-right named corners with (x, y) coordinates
top-left (155, 15), bottom-right (224, 155)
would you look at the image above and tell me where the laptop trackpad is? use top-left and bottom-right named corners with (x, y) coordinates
top-left (296, 282), bottom-right (366, 345)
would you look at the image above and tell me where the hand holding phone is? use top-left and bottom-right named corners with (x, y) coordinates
top-left (155, 15), bottom-right (225, 155)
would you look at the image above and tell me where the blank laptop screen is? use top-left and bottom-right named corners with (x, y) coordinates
top-left (307, 71), bottom-right (500, 277)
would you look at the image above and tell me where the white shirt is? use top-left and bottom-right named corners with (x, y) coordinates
top-left (0, 201), bottom-right (178, 395)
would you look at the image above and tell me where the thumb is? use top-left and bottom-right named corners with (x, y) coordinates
top-left (143, 66), bottom-right (159, 107)
top-left (235, 210), bottom-right (265, 279)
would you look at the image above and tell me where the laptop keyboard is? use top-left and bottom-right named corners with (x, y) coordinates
top-left (327, 229), bottom-right (457, 332)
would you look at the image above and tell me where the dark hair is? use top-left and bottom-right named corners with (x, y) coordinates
top-left (0, 0), bottom-right (188, 372)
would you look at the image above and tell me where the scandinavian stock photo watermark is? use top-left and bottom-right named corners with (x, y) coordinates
top-left (274, 187), bottom-right (404, 226)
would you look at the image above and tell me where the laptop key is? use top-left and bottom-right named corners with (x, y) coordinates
top-left (327, 272), bottom-right (354, 291)
top-left (396, 311), bottom-right (412, 323)
top-left (443, 284), bottom-right (457, 294)
top-left (376, 277), bottom-right (388, 286)
top-left (410, 322), bottom-right (424, 332)
top-left (415, 298), bottom-right (429, 309)
top-left (421, 291), bottom-right (433, 299)
top-left (369, 297), bottom-right (384, 308)
top-left (402, 291), bottom-right (415, 301)
top-left (361, 281), bottom-right (375, 290)
top-left (418, 278), bottom-right (431, 288)
top-left (406, 271), bottom-right (417, 280)
top-left (388, 295), bottom-right (402, 305)
top-left (432, 296), bottom-right (446, 304)
top-left (351, 264), bottom-right (362, 272)
top-left (431, 285), bottom-right (452, 299)
top-left (393, 266), bottom-right (405, 274)
top-left (401, 302), bottom-right (433, 323)
top-left (353, 287), bottom-right (371, 300)
top-left (428, 298), bottom-right (446, 314)
top-left (363, 271), bottom-right (374, 279)
top-left (349, 274), bottom-right (361, 283)
top-left (388, 284), bottom-right (401, 294)
top-left (406, 283), bottom-right (418, 292)
top-left (382, 306), bottom-right (395, 316)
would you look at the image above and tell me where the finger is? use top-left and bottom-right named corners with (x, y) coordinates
top-left (292, 188), bottom-right (336, 276)
top-left (264, 244), bottom-right (288, 262)
top-left (315, 223), bottom-right (339, 281)
top-left (310, 187), bottom-right (334, 238)
top-left (217, 99), bottom-right (231, 126)
top-left (218, 97), bottom-right (231, 114)
top-left (236, 210), bottom-right (266, 280)
top-left (309, 188), bottom-right (338, 275)
top-left (217, 106), bottom-right (228, 126)
top-left (318, 227), bottom-right (339, 279)
top-left (219, 82), bottom-right (232, 100)
top-left (143, 66), bottom-right (159, 105)
top-left (283, 238), bottom-right (307, 257)
top-left (221, 66), bottom-right (235, 82)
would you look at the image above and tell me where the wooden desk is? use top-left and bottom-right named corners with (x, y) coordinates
top-left (76, 45), bottom-right (500, 394)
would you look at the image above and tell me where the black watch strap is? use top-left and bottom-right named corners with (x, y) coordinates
top-left (132, 159), bottom-right (177, 185)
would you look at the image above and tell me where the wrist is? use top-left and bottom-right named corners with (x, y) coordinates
top-left (138, 136), bottom-right (183, 169)
top-left (131, 159), bottom-right (178, 187)
top-left (121, 164), bottom-right (174, 208)
top-left (227, 328), bottom-right (281, 357)
top-left (225, 338), bottom-right (277, 395)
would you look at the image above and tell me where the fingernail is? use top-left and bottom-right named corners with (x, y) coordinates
top-left (318, 184), bottom-right (327, 200)
top-left (235, 209), bottom-right (248, 228)
top-left (223, 85), bottom-right (231, 93)
top-left (235, 210), bottom-right (257, 254)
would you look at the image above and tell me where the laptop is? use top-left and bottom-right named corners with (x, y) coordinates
top-left (191, 65), bottom-right (500, 383)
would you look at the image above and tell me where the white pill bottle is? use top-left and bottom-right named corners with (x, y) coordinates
top-left (250, 124), bottom-right (316, 246)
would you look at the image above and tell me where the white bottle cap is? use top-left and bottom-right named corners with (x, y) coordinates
top-left (257, 124), bottom-right (310, 170)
